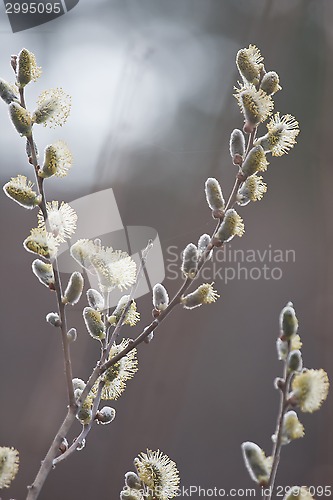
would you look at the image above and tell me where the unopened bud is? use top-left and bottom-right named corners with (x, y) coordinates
top-left (0, 78), bottom-right (18, 104)
top-left (260, 71), bottom-right (281, 95)
top-left (95, 406), bottom-right (116, 425)
top-left (46, 312), bottom-right (61, 327)
top-left (9, 102), bottom-right (32, 136)
top-left (83, 307), bottom-right (106, 340)
top-left (86, 289), bottom-right (104, 310)
top-left (287, 350), bottom-right (303, 372)
top-left (153, 284), bottom-right (169, 311)
top-left (72, 378), bottom-right (86, 391)
top-left (280, 302), bottom-right (298, 340)
top-left (32, 259), bottom-right (55, 288)
top-left (125, 471), bottom-right (141, 489)
top-left (181, 243), bottom-right (198, 278)
top-left (62, 272), bottom-right (84, 305)
top-left (197, 234), bottom-right (210, 254)
top-left (241, 441), bottom-right (270, 486)
top-left (230, 129), bottom-right (246, 164)
top-left (205, 178), bottom-right (225, 218)
top-left (67, 328), bottom-right (77, 342)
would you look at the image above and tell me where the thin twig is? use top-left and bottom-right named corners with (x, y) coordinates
top-left (264, 342), bottom-right (293, 500)
top-left (27, 133), bottom-right (76, 409)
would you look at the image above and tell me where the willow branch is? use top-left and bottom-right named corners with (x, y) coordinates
top-left (24, 92), bottom-right (256, 499)
top-left (264, 343), bottom-right (293, 500)
top-left (26, 132), bottom-right (76, 409)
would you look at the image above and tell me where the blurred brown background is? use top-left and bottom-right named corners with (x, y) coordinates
top-left (0, 0), bottom-right (333, 498)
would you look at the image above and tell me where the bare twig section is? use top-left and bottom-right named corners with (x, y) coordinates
top-left (264, 344), bottom-right (292, 500)
top-left (26, 409), bottom-right (76, 500)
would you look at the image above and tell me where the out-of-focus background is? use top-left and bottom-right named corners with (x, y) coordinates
top-left (1, 0), bottom-right (333, 498)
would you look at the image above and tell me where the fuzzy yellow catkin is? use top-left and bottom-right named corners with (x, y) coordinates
top-left (9, 102), bottom-right (32, 136)
top-left (235, 85), bottom-right (273, 133)
top-left (39, 142), bottom-right (73, 178)
top-left (3, 175), bottom-right (41, 209)
top-left (181, 283), bottom-right (219, 309)
top-left (236, 175), bottom-right (267, 206)
top-left (23, 228), bottom-right (58, 259)
top-left (0, 447), bottom-right (19, 489)
top-left (255, 113), bottom-right (300, 157)
top-left (273, 411), bottom-right (304, 445)
top-left (83, 307), bottom-right (106, 340)
top-left (108, 295), bottom-right (140, 327)
top-left (241, 145), bottom-right (268, 177)
top-left (236, 45), bottom-right (263, 84)
top-left (214, 209), bottom-right (244, 244)
top-left (17, 48), bottom-right (41, 87)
